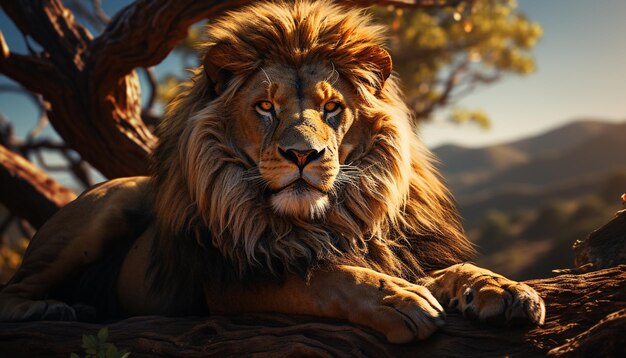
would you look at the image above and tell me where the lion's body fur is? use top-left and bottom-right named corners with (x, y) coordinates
top-left (149, 0), bottom-right (474, 308)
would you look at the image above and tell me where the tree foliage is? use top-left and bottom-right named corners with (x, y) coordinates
top-left (376, 0), bottom-right (542, 127)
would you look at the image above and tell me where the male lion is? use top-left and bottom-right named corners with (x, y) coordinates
top-left (0, 1), bottom-right (544, 343)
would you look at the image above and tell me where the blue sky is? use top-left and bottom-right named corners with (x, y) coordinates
top-left (422, 0), bottom-right (626, 147)
top-left (1, 0), bottom-right (625, 150)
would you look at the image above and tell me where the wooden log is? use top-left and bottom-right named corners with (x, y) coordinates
top-left (0, 266), bottom-right (624, 357)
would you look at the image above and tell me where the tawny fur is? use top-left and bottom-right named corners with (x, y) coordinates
top-left (151, 0), bottom-right (474, 294)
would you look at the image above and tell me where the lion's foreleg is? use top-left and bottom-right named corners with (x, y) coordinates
top-left (419, 263), bottom-right (545, 325)
top-left (206, 265), bottom-right (446, 343)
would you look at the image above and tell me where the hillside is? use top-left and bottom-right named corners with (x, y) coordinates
top-left (435, 120), bottom-right (626, 219)
top-left (433, 119), bottom-right (626, 279)
top-left (435, 120), bottom-right (626, 198)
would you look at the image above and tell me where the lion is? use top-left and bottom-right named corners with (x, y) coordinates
top-left (0, 1), bottom-right (544, 343)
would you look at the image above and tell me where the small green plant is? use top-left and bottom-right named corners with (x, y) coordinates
top-left (70, 327), bottom-right (130, 358)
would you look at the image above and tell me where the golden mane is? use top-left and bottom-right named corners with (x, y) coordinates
top-left (150, 0), bottom-right (474, 296)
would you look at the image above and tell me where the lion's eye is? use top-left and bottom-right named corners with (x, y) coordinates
top-left (255, 101), bottom-right (274, 114)
top-left (323, 101), bottom-right (342, 126)
top-left (324, 101), bottom-right (340, 113)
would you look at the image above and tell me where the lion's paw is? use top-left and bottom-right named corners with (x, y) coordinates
top-left (357, 282), bottom-right (446, 343)
top-left (451, 278), bottom-right (545, 326)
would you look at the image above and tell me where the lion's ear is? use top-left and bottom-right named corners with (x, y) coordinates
top-left (359, 47), bottom-right (392, 95)
top-left (202, 43), bottom-right (233, 96)
top-left (369, 47), bottom-right (392, 87)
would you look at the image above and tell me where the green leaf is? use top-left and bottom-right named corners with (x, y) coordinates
top-left (97, 327), bottom-right (109, 343)
top-left (82, 334), bottom-right (91, 349)
top-left (70, 353), bottom-right (81, 358)
top-left (89, 335), bottom-right (99, 348)
top-left (105, 344), bottom-right (117, 358)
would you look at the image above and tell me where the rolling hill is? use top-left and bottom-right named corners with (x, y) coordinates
top-left (432, 119), bottom-right (626, 279)
top-left (434, 119), bottom-right (626, 227)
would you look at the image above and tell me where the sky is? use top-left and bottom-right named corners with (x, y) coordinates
top-left (421, 0), bottom-right (626, 147)
top-left (1, 0), bottom-right (625, 151)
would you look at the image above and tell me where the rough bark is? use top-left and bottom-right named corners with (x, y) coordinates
top-left (574, 209), bottom-right (626, 271)
top-left (0, 144), bottom-right (75, 229)
top-left (0, 266), bottom-right (624, 357)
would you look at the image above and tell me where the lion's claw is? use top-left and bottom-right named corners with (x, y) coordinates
top-left (454, 279), bottom-right (545, 326)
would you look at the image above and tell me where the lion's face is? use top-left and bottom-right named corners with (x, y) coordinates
top-left (228, 62), bottom-right (365, 219)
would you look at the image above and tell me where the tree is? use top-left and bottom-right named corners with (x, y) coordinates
top-left (377, 0), bottom-right (542, 126)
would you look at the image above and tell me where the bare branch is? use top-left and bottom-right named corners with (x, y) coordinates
top-left (0, 32), bottom-right (63, 98)
top-left (0, 0), bottom-right (92, 75)
top-left (69, 0), bottom-right (105, 32)
top-left (0, 144), bottom-right (76, 229)
top-left (413, 61), bottom-right (469, 119)
top-left (89, 0), bottom-right (250, 91)
top-left (91, 0), bottom-right (110, 25)
top-left (25, 97), bottom-right (50, 142)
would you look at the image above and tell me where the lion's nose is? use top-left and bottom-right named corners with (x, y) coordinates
top-left (278, 147), bottom-right (325, 169)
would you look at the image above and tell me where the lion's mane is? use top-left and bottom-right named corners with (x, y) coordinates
top-left (148, 0), bottom-right (474, 311)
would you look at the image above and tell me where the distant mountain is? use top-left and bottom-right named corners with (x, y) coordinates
top-left (506, 119), bottom-right (614, 158)
top-left (433, 119), bottom-right (626, 228)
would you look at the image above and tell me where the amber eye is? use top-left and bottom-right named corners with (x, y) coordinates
top-left (256, 101), bottom-right (274, 113)
top-left (324, 101), bottom-right (339, 113)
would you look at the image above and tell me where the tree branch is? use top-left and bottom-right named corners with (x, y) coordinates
top-left (0, 32), bottom-right (63, 98)
top-left (1, 1), bottom-right (155, 178)
top-left (0, 265), bottom-right (623, 356)
top-left (69, 0), bottom-right (106, 32)
top-left (91, 0), bottom-right (110, 25)
top-left (0, 0), bottom-right (92, 75)
top-left (414, 61), bottom-right (468, 119)
top-left (0, 144), bottom-right (75, 229)
top-left (89, 0), bottom-right (251, 92)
